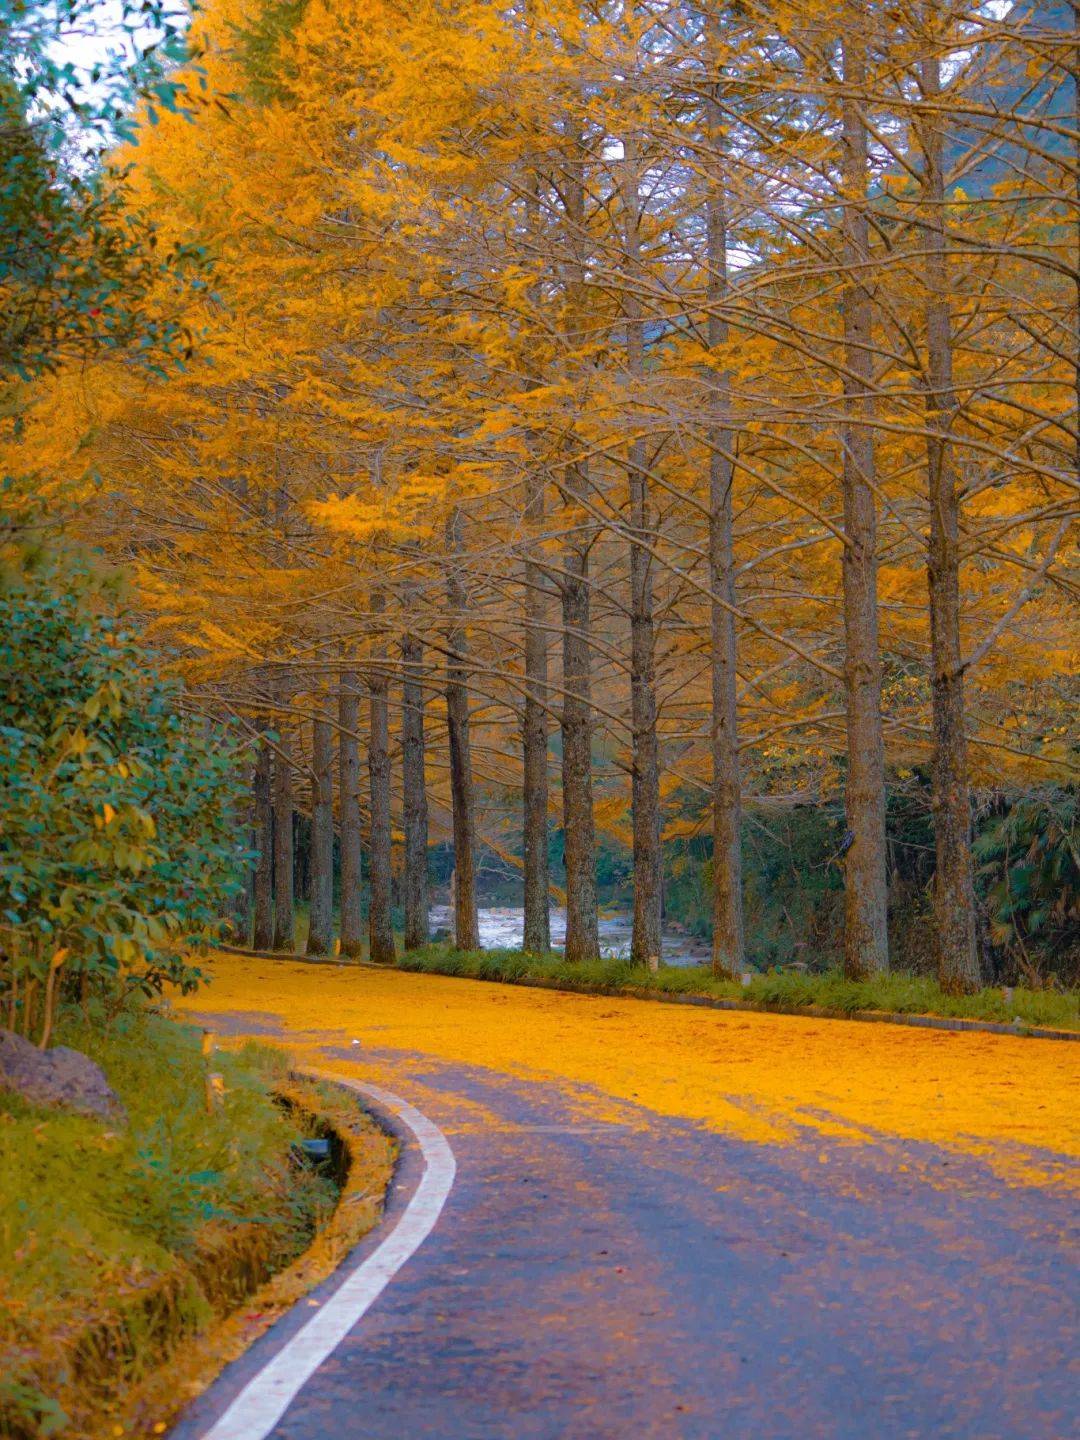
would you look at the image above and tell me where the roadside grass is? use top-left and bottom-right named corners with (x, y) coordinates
top-left (396, 944), bottom-right (1080, 1031)
top-left (0, 1007), bottom-right (337, 1436)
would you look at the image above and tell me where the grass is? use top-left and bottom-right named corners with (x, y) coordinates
top-left (395, 943), bottom-right (1080, 1032)
top-left (0, 1005), bottom-right (338, 1437)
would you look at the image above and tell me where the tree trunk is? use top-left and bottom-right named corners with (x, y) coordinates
top-left (839, 31), bottom-right (890, 978)
top-left (1073, 1), bottom-right (1080, 489)
top-left (368, 592), bottom-right (396, 964)
top-left (307, 709), bottom-right (334, 955)
top-left (445, 511), bottom-right (481, 950)
top-left (705, 71), bottom-right (745, 980)
top-left (623, 134), bottom-right (662, 970)
top-left (252, 735), bottom-right (273, 949)
top-left (272, 727), bottom-right (295, 951)
top-left (559, 126), bottom-right (600, 965)
top-left (919, 47), bottom-right (980, 992)
top-left (560, 484), bottom-right (600, 965)
top-left (339, 671), bottom-right (364, 957)
top-left (522, 465), bottom-right (552, 954)
top-left (230, 862), bottom-right (252, 943)
top-left (522, 172), bottom-right (552, 956)
top-left (401, 631), bottom-right (429, 950)
top-left (228, 764), bottom-right (253, 943)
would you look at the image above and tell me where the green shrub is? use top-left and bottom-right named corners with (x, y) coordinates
top-left (974, 789), bottom-right (1080, 985)
top-left (0, 558), bottom-right (250, 1037)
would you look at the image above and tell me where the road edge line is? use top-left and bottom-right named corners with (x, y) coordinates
top-left (196, 1078), bottom-right (455, 1440)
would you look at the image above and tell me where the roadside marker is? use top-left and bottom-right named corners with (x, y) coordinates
top-left (197, 1079), bottom-right (456, 1440)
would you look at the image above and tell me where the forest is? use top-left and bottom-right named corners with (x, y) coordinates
top-left (2, 2), bottom-right (1079, 1435)
top-left (3, 0), bottom-right (1078, 1010)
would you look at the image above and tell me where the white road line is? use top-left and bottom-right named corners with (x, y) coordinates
top-left (198, 1078), bottom-right (456, 1440)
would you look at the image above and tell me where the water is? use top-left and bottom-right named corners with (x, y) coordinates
top-left (427, 905), bottom-right (709, 968)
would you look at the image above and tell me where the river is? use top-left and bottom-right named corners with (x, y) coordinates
top-left (427, 905), bottom-right (709, 968)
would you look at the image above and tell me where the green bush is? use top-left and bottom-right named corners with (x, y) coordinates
top-left (974, 789), bottom-right (1079, 984)
top-left (0, 558), bottom-right (250, 1036)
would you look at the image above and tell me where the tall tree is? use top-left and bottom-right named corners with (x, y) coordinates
top-left (521, 172), bottom-right (552, 956)
top-left (622, 129), bottom-right (663, 970)
top-left (272, 728), bottom-right (295, 951)
top-left (445, 508), bottom-right (481, 949)
top-left (401, 628), bottom-right (430, 950)
top-left (838, 23), bottom-right (889, 977)
top-left (522, 461), bottom-right (552, 953)
top-left (307, 706), bottom-right (335, 954)
top-left (252, 734), bottom-right (274, 949)
top-left (703, 24), bottom-right (745, 979)
top-left (368, 590), bottom-right (396, 963)
top-left (558, 122), bottom-right (600, 965)
top-left (917, 33), bottom-right (981, 992)
top-left (339, 670), bottom-right (365, 956)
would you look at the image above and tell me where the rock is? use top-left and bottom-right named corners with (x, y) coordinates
top-left (0, 1028), bottom-right (127, 1124)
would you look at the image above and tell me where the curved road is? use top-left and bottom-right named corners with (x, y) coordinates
top-left (171, 967), bottom-right (1079, 1440)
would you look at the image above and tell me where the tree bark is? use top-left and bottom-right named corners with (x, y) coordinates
top-left (559, 126), bottom-right (600, 965)
top-left (623, 133), bottom-right (662, 970)
top-left (522, 464), bottom-right (552, 954)
top-left (401, 630), bottom-right (430, 950)
top-left (271, 726), bottom-right (295, 951)
top-left (307, 709), bottom-right (334, 955)
top-left (445, 510), bottom-right (481, 950)
top-left (339, 671), bottom-right (364, 957)
top-left (1073, 2), bottom-right (1080, 490)
top-left (919, 45), bottom-right (981, 992)
top-left (560, 472), bottom-right (600, 965)
top-left (368, 592), bottom-right (396, 964)
top-left (704, 66), bottom-right (745, 980)
top-left (839, 31), bottom-right (890, 978)
top-left (522, 172), bottom-right (552, 956)
top-left (252, 735), bottom-right (274, 949)
top-left (227, 762), bottom-right (253, 943)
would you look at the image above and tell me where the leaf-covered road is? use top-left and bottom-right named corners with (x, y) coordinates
top-left (172, 955), bottom-right (1078, 1439)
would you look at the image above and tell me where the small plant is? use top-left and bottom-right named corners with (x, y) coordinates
top-left (974, 790), bottom-right (1080, 986)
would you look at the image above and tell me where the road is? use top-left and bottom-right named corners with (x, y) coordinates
top-left (171, 955), bottom-right (1079, 1440)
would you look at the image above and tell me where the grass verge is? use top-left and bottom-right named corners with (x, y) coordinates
top-left (0, 1007), bottom-right (356, 1437)
top-left (119, 1070), bottom-right (396, 1439)
top-left (396, 944), bottom-right (1080, 1032)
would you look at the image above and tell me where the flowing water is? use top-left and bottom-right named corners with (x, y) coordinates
top-left (427, 905), bottom-right (709, 968)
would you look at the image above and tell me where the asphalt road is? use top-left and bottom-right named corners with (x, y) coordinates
top-left (171, 1016), bottom-right (1078, 1440)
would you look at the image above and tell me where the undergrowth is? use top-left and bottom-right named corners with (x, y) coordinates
top-left (396, 944), bottom-right (1080, 1031)
top-left (0, 1007), bottom-right (335, 1437)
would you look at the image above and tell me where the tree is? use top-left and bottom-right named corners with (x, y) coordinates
top-left (8, 0), bottom-right (1072, 984)
top-left (0, 0), bottom-right (198, 386)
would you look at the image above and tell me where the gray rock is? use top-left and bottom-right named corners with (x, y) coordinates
top-left (0, 1028), bottom-right (127, 1124)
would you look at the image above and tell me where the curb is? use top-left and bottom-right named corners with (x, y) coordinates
top-left (211, 943), bottom-right (1080, 1042)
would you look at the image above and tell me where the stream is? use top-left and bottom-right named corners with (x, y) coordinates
top-left (427, 905), bottom-right (709, 968)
